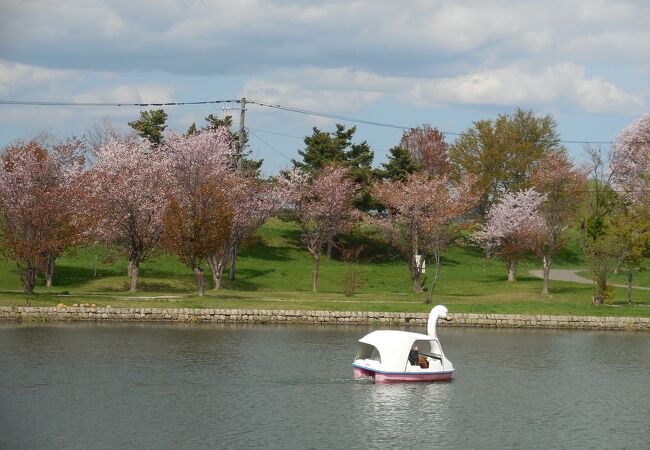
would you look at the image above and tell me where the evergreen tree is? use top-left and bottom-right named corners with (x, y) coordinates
top-left (377, 145), bottom-right (421, 181)
top-left (204, 114), bottom-right (234, 131)
top-left (293, 124), bottom-right (354, 173)
top-left (128, 109), bottom-right (168, 145)
top-left (186, 122), bottom-right (199, 136)
top-left (293, 124), bottom-right (374, 209)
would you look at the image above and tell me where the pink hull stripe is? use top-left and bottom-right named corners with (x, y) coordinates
top-left (353, 365), bottom-right (453, 383)
top-left (374, 372), bottom-right (452, 383)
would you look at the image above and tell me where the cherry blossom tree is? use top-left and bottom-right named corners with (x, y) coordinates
top-left (163, 177), bottom-right (234, 296)
top-left (210, 169), bottom-right (304, 288)
top-left (162, 129), bottom-right (234, 295)
top-left (296, 166), bottom-right (358, 292)
top-left (373, 173), bottom-right (477, 295)
top-left (473, 189), bottom-right (546, 282)
top-left (84, 134), bottom-right (168, 292)
top-left (612, 113), bottom-right (650, 208)
top-left (162, 129), bottom-right (233, 192)
top-left (532, 152), bottom-right (588, 294)
top-left (400, 125), bottom-right (451, 177)
top-left (0, 139), bottom-right (85, 293)
top-left (42, 139), bottom-right (87, 286)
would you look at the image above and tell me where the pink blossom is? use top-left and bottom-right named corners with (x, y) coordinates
top-left (612, 113), bottom-right (650, 207)
top-left (296, 165), bottom-right (358, 291)
top-left (84, 134), bottom-right (169, 290)
top-left (0, 139), bottom-right (86, 292)
top-left (473, 189), bottom-right (546, 281)
top-left (373, 172), bottom-right (477, 293)
top-left (162, 128), bottom-right (233, 202)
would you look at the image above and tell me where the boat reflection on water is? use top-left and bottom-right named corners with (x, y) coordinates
top-left (351, 380), bottom-right (452, 445)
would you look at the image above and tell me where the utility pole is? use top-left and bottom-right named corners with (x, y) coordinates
top-left (237, 97), bottom-right (246, 171)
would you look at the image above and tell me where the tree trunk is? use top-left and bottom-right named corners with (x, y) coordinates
top-left (541, 255), bottom-right (552, 294)
top-left (19, 265), bottom-right (37, 295)
top-left (312, 254), bottom-right (319, 292)
top-left (592, 269), bottom-right (607, 304)
top-left (208, 253), bottom-right (226, 290)
top-left (578, 220), bottom-right (586, 250)
top-left (128, 261), bottom-right (133, 278)
top-left (194, 266), bottom-right (206, 296)
top-left (479, 195), bottom-right (490, 217)
top-left (45, 255), bottom-right (56, 287)
top-left (129, 261), bottom-right (139, 292)
top-left (228, 244), bottom-right (237, 281)
top-left (326, 240), bottom-right (333, 258)
top-left (507, 260), bottom-right (518, 282)
top-left (410, 231), bottom-right (423, 293)
top-left (627, 268), bottom-right (633, 305)
top-left (426, 252), bottom-right (441, 303)
top-left (412, 267), bottom-right (423, 293)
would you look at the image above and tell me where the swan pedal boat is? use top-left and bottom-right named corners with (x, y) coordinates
top-left (352, 305), bottom-right (454, 383)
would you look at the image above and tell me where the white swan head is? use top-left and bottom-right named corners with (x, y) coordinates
top-left (427, 305), bottom-right (449, 337)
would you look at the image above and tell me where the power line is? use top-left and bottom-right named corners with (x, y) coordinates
top-left (250, 100), bottom-right (618, 145)
top-left (245, 126), bottom-right (304, 140)
top-left (246, 128), bottom-right (293, 161)
top-left (0, 99), bottom-right (238, 107)
top-left (559, 140), bottom-right (613, 145)
top-left (0, 97), bottom-right (630, 145)
top-left (250, 100), bottom-right (416, 131)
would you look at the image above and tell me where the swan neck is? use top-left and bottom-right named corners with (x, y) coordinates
top-left (427, 311), bottom-right (439, 337)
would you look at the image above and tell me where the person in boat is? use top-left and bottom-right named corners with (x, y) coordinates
top-left (408, 345), bottom-right (430, 368)
top-left (408, 346), bottom-right (419, 365)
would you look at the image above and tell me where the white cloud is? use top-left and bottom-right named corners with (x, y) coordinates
top-left (0, 59), bottom-right (175, 107)
top-left (2, 0), bottom-right (649, 77)
top-left (243, 63), bottom-right (646, 115)
top-left (414, 64), bottom-right (646, 114)
top-left (563, 31), bottom-right (650, 62)
top-left (242, 78), bottom-right (384, 113)
top-left (0, 60), bottom-right (177, 138)
top-left (572, 76), bottom-right (645, 114)
top-left (72, 84), bottom-right (174, 104)
top-left (0, 60), bottom-right (80, 97)
top-left (1, 0), bottom-right (648, 150)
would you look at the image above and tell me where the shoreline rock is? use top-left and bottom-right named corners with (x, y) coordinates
top-left (0, 306), bottom-right (648, 331)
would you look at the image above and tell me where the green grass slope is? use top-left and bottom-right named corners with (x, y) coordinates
top-left (1, 219), bottom-right (648, 316)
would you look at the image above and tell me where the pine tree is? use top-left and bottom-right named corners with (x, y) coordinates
top-left (186, 122), bottom-right (199, 135)
top-left (128, 109), bottom-right (168, 145)
top-left (293, 124), bottom-right (374, 209)
top-left (377, 146), bottom-right (421, 181)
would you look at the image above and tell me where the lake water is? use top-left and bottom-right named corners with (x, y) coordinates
top-left (1, 323), bottom-right (649, 449)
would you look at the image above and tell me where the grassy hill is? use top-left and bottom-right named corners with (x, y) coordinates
top-left (1, 218), bottom-right (649, 316)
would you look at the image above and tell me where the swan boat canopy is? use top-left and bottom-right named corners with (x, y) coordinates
top-left (352, 305), bottom-right (454, 383)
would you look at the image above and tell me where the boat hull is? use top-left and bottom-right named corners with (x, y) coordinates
top-left (353, 364), bottom-right (453, 383)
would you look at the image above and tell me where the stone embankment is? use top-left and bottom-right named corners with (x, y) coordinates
top-left (1, 306), bottom-right (648, 331)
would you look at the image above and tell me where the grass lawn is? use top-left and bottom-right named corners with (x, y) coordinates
top-left (1, 219), bottom-right (649, 317)
top-left (576, 270), bottom-right (650, 289)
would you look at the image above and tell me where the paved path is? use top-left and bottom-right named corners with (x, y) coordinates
top-left (529, 269), bottom-right (650, 291)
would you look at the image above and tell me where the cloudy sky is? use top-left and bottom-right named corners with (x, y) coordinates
top-left (1, 0), bottom-right (648, 174)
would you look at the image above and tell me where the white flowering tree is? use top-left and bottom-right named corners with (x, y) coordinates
top-left (612, 113), bottom-right (650, 207)
top-left (0, 139), bottom-right (85, 293)
top-left (296, 166), bottom-right (358, 292)
top-left (162, 129), bottom-right (234, 296)
top-left (473, 189), bottom-right (546, 282)
top-left (84, 134), bottom-right (168, 292)
top-left (373, 172), bottom-right (477, 295)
